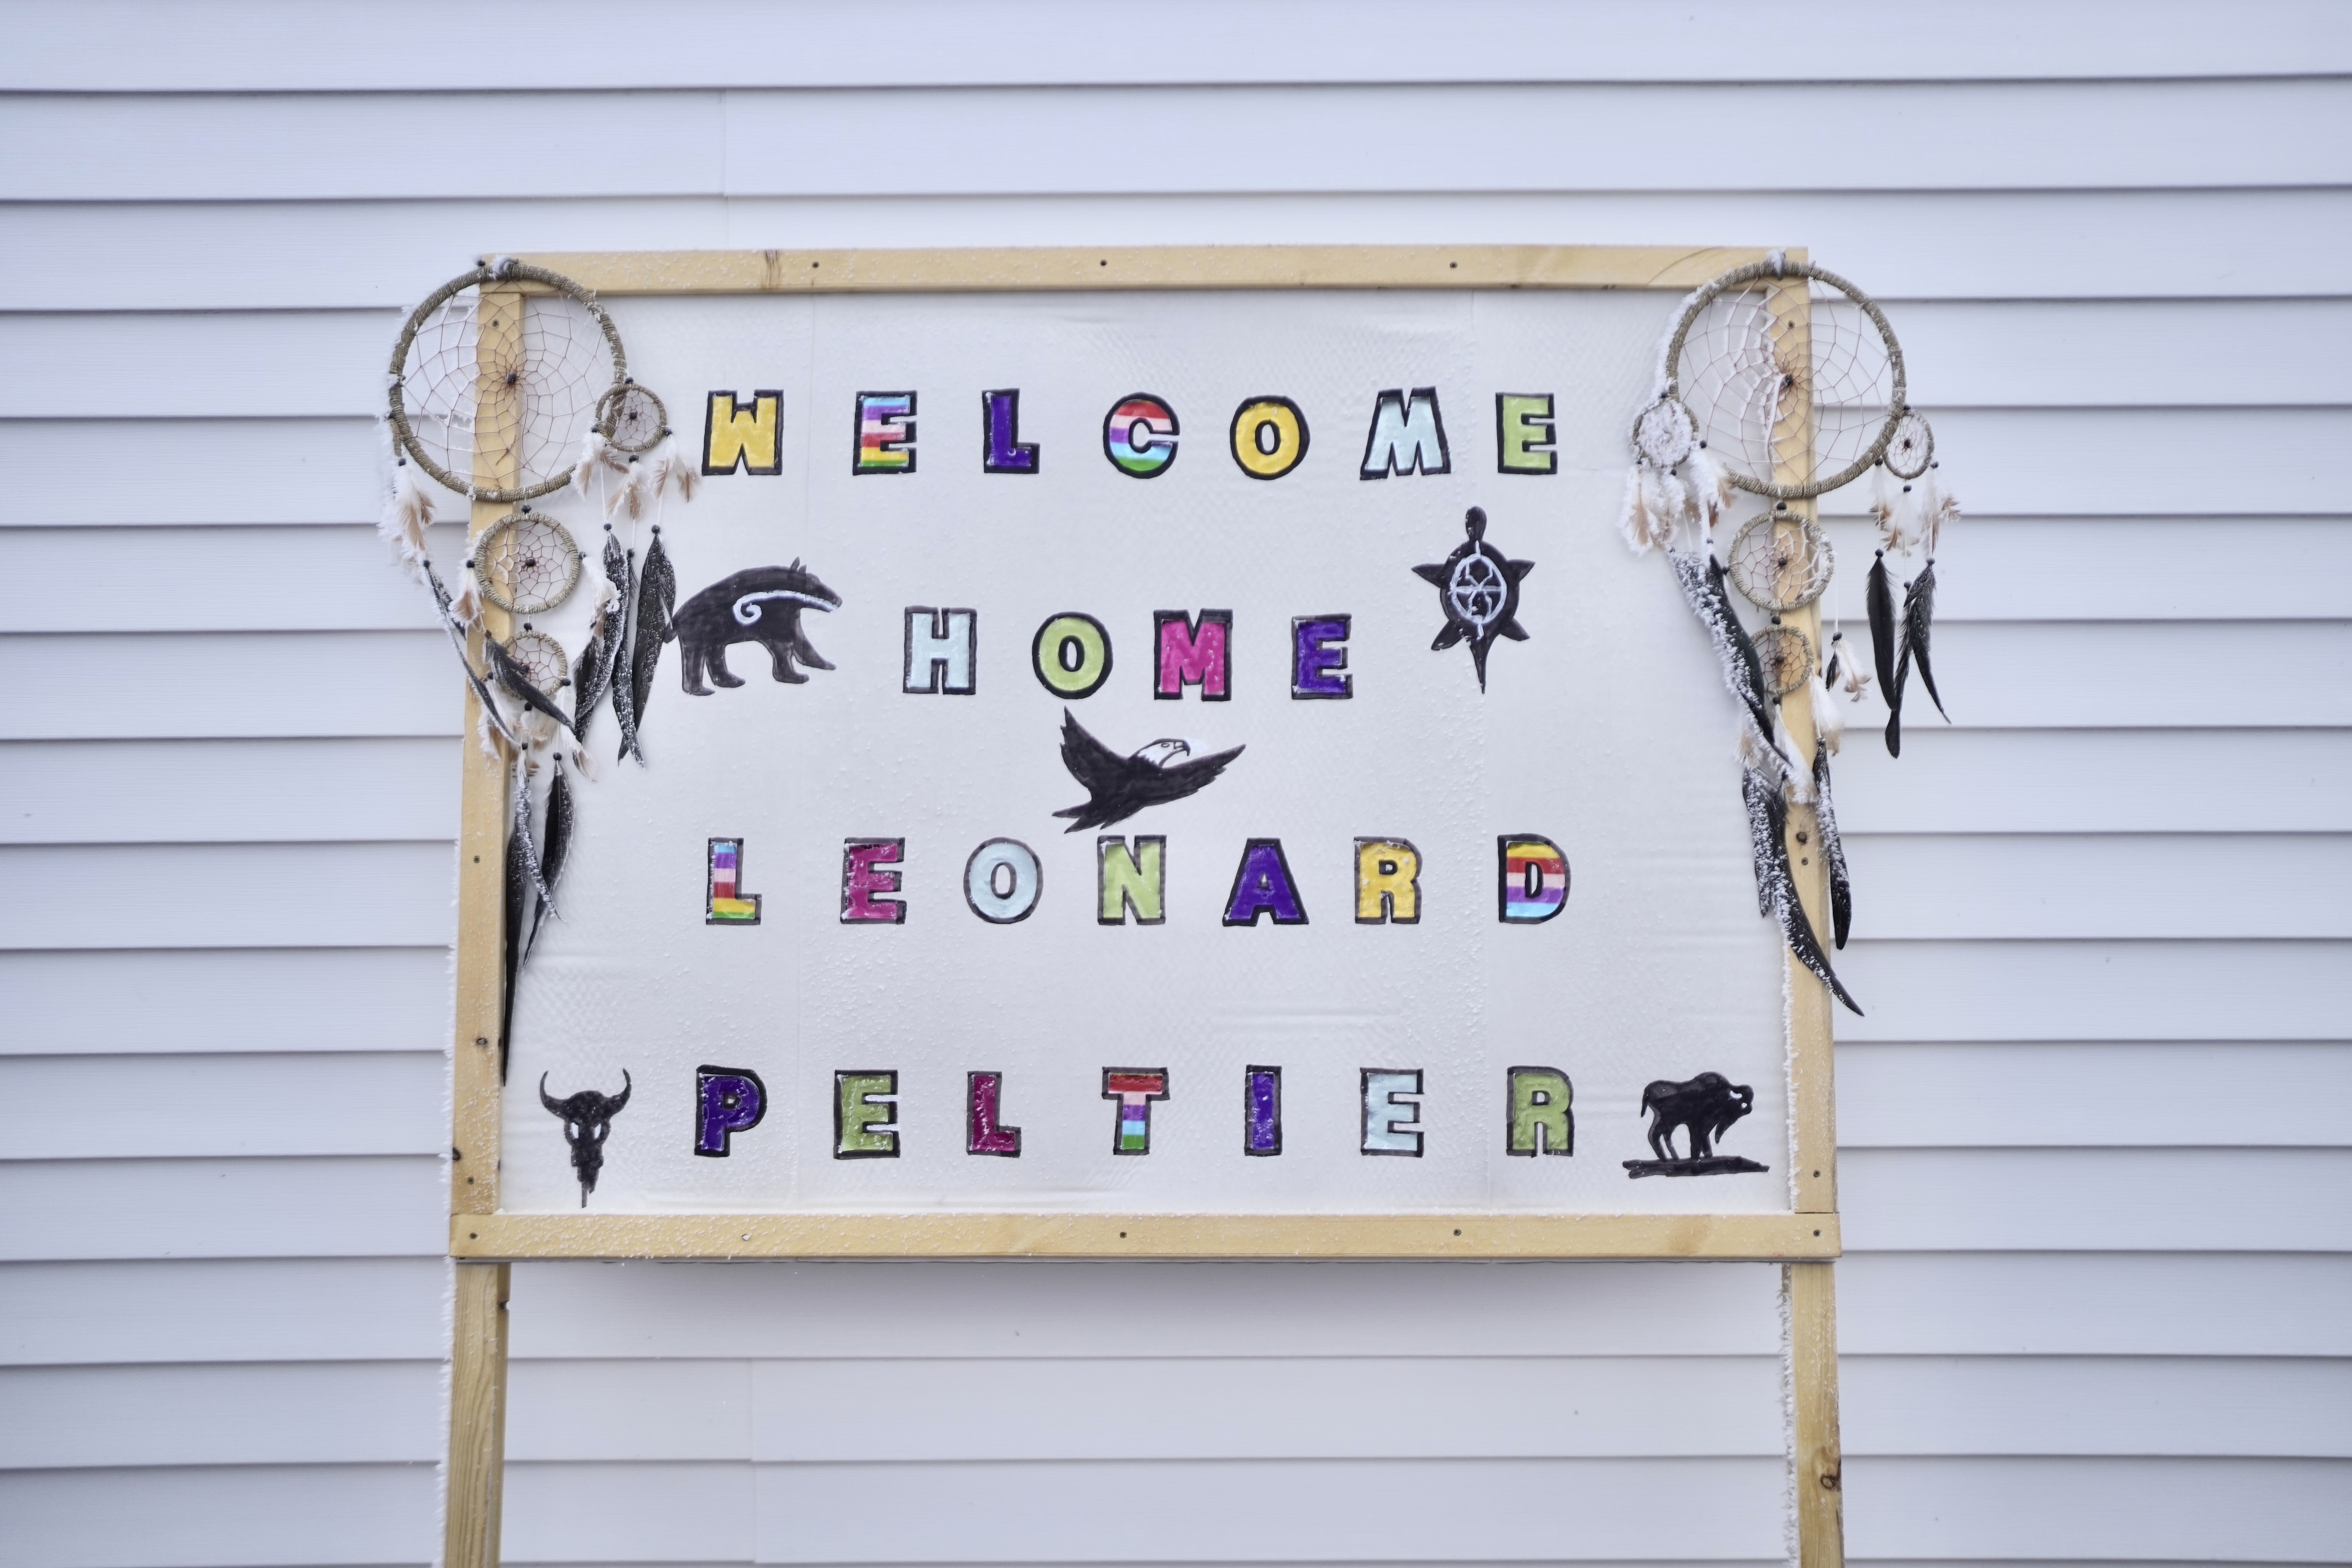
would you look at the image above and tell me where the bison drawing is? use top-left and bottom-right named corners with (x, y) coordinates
top-left (668, 562), bottom-right (841, 695)
top-left (539, 1071), bottom-right (630, 1207)
top-left (1638, 1072), bottom-right (1754, 1162)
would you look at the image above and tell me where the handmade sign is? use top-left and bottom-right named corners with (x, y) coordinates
top-left (392, 247), bottom-right (1957, 1260)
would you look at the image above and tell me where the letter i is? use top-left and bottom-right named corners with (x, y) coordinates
top-left (1244, 1067), bottom-right (1282, 1156)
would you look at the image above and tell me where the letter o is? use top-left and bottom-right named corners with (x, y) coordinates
top-left (1229, 396), bottom-right (1309, 480)
top-left (965, 839), bottom-right (1043, 924)
top-left (1032, 613), bottom-right (1113, 698)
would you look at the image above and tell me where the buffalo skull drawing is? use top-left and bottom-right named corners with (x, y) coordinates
top-left (539, 1071), bottom-right (631, 1207)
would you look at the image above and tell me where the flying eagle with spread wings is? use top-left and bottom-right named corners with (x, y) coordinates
top-left (1051, 709), bottom-right (1244, 831)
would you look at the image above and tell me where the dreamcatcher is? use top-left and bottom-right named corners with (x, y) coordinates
top-left (372, 257), bottom-right (695, 1077)
top-left (1619, 254), bottom-right (1962, 1014)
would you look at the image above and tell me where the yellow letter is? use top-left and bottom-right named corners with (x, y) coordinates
top-left (704, 390), bottom-right (781, 476)
top-left (1354, 838), bottom-right (1421, 924)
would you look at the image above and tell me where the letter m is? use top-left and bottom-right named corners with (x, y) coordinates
top-left (1359, 387), bottom-right (1452, 479)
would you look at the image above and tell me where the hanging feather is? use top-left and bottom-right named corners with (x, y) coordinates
top-left (1904, 560), bottom-right (1947, 720)
top-left (450, 566), bottom-right (482, 629)
top-left (597, 530), bottom-right (640, 762)
top-left (623, 528), bottom-right (675, 761)
top-left (418, 564), bottom-right (521, 754)
top-left (1813, 743), bottom-right (1853, 950)
top-left (650, 432), bottom-right (700, 504)
top-left (1618, 465), bottom-right (1658, 555)
top-left (485, 634), bottom-right (581, 738)
top-left (1915, 467), bottom-right (1959, 557)
top-left (1867, 547), bottom-right (1899, 695)
top-left (569, 429), bottom-right (611, 497)
top-left (1811, 667), bottom-right (1846, 755)
top-left (1685, 442), bottom-right (1729, 544)
top-left (380, 458), bottom-right (434, 580)
top-left (526, 761), bottom-right (575, 959)
top-left (1743, 767), bottom-right (1862, 1015)
top-left (570, 597), bottom-right (610, 749)
top-left (1670, 550), bottom-right (1776, 744)
top-left (607, 455), bottom-right (647, 521)
top-left (497, 772), bottom-right (530, 1083)
top-left (511, 759), bottom-right (559, 922)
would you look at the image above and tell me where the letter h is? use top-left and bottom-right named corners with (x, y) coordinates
top-left (904, 607), bottom-right (978, 695)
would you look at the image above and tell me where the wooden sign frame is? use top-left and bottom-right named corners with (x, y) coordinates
top-left (441, 246), bottom-right (1844, 1567)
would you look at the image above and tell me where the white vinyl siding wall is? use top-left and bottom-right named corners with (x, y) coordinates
top-left (2, 4), bottom-right (2348, 1564)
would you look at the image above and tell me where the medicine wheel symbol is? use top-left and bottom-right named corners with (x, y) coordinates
top-left (1447, 550), bottom-right (1508, 633)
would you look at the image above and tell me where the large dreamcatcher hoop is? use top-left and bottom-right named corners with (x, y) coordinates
top-left (1661, 258), bottom-right (1907, 501)
top-left (387, 259), bottom-right (629, 504)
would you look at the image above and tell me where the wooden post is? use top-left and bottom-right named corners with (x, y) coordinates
top-left (445, 283), bottom-right (524, 1568)
top-left (1764, 253), bottom-right (1846, 1568)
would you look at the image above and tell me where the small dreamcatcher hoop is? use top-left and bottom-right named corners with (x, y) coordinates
top-left (1882, 409), bottom-right (1934, 480)
top-left (471, 510), bottom-right (584, 615)
top-left (504, 629), bottom-right (571, 698)
top-left (1664, 258), bottom-right (1908, 501)
top-left (1751, 625), bottom-right (1815, 699)
top-left (597, 382), bottom-right (668, 455)
top-left (387, 259), bottom-right (627, 504)
top-left (1728, 510), bottom-right (1835, 613)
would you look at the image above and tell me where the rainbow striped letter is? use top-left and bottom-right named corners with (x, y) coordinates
top-left (706, 838), bottom-right (761, 925)
top-left (1497, 836), bottom-right (1569, 923)
top-left (854, 391), bottom-right (916, 474)
top-left (1103, 1069), bottom-right (1170, 1155)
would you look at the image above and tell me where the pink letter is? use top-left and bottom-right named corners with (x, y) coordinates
top-left (841, 839), bottom-right (907, 924)
top-left (1154, 610), bottom-right (1231, 700)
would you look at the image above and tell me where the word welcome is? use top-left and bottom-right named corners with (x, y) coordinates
top-left (706, 835), bottom-right (1571, 927)
top-left (691, 1063), bottom-right (1577, 1160)
top-left (703, 387), bottom-right (1562, 480)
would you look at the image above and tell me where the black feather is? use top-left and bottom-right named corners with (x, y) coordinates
top-left (1906, 560), bottom-right (1947, 721)
top-left (498, 782), bottom-right (529, 1083)
top-left (570, 633), bottom-right (602, 746)
top-left (1867, 550), bottom-right (1898, 697)
top-left (624, 531), bottom-right (675, 761)
top-left (1744, 768), bottom-right (1862, 1016)
top-left (485, 635), bottom-right (579, 737)
top-left (604, 533), bottom-right (639, 762)
top-left (1670, 550), bottom-right (1774, 741)
top-left (526, 762), bottom-right (574, 960)
top-left (419, 564), bottom-right (521, 751)
top-left (1814, 744), bottom-right (1853, 950)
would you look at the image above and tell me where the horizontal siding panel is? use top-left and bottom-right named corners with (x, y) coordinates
top-left (10, 0), bottom-right (2347, 91)
top-left (0, 631), bottom-right (457, 738)
top-left (1838, 1252), bottom-right (2352, 1357)
top-left (1843, 1455), bottom-right (2352, 1561)
top-left (10, 623), bottom-right (2343, 741)
top-left (13, 189), bottom-right (2352, 311)
top-left (1819, 519), bottom-right (2352, 624)
top-left (2, 738), bottom-right (457, 844)
top-left (0, 525), bottom-right (453, 633)
top-left (0, 843), bottom-right (454, 950)
top-left (21, 81), bottom-right (2338, 202)
top-left (1838, 833), bottom-right (2352, 941)
top-left (743, 1455), bottom-right (1786, 1562)
top-left (0, 949), bottom-right (450, 1056)
top-left (1843, 1355), bottom-right (2352, 1458)
top-left (0, 1360), bottom-right (438, 1468)
top-left (511, 1258), bottom-right (1784, 1359)
top-left (1840, 1042), bottom-right (2352, 1149)
top-left (0, 417), bottom-right (384, 526)
top-left (504, 1460), bottom-right (754, 1565)
top-left (0, 1461), bottom-right (436, 1568)
top-left (16, 300), bottom-right (2351, 421)
top-left (0, 1054), bottom-right (445, 1160)
top-left (0, 1257), bottom-right (449, 1365)
top-left (1840, 1147), bottom-right (2352, 1252)
top-left (743, 1356), bottom-right (1781, 1462)
top-left (0, 1156), bottom-right (444, 1261)
top-left (1836, 939), bottom-right (2352, 1044)
top-left (9, 408), bottom-right (2343, 529)
top-left (1831, 730), bottom-right (2352, 835)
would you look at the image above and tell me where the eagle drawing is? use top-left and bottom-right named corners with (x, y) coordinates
top-left (1051, 710), bottom-right (1244, 831)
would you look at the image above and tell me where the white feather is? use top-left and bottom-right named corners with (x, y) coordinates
top-left (1617, 467), bottom-right (1657, 555)
top-left (1811, 673), bottom-right (1845, 754)
top-left (650, 433), bottom-right (699, 503)
top-left (1918, 468), bottom-right (1958, 556)
top-left (451, 571), bottom-right (482, 628)
top-left (1684, 444), bottom-right (1730, 541)
top-left (378, 461), bottom-right (434, 579)
top-left (569, 430), bottom-right (609, 496)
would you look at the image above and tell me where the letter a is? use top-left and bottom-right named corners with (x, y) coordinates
top-left (1223, 839), bottom-right (1307, 927)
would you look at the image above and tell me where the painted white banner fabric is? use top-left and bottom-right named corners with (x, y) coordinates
top-left (500, 287), bottom-right (1793, 1217)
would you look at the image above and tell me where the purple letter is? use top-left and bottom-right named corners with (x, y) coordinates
top-left (695, 1066), bottom-right (767, 1157)
top-left (842, 839), bottom-right (907, 923)
top-left (982, 389), bottom-right (1039, 474)
top-left (1245, 1067), bottom-right (1282, 1155)
top-left (1223, 839), bottom-right (1308, 926)
top-left (967, 1071), bottom-right (1022, 1156)
top-left (1291, 615), bottom-right (1351, 699)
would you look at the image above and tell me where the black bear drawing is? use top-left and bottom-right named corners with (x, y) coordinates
top-left (668, 562), bottom-right (841, 695)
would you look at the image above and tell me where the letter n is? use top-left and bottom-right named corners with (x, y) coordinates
top-left (1359, 388), bottom-right (1451, 479)
top-left (1506, 1066), bottom-right (1573, 1156)
top-left (1154, 610), bottom-right (1231, 700)
top-left (1098, 836), bottom-right (1165, 925)
top-left (703, 390), bottom-right (782, 476)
